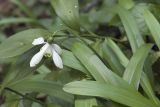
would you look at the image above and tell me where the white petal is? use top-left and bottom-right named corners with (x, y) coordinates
top-left (30, 43), bottom-right (50, 67)
top-left (30, 51), bottom-right (44, 67)
top-left (32, 37), bottom-right (45, 45)
top-left (51, 44), bottom-right (62, 55)
top-left (52, 49), bottom-right (63, 69)
top-left (40, 43), bottom-right (50, 53)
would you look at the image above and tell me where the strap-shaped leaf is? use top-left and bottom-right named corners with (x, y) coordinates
top-left (51, 0), bottom-right (80, 31)
top-left (106, 39), bottom-right (159, 104)
top-left (123, 44), bottom-right (152, 89)
top-left (144, 10), bottom-right (160, 49)
top-left (62, 49), bottom-right (89, 75)
top-left (64, 81), bottom-right (158, 107)
top-left (115, 5), bottom-right (144, 52)
top-left (72, 42), bottom-right (132, 90)
top-left (102, 39), bottom-right (124, 76)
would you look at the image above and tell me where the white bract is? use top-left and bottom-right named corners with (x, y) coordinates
top-left (30, 37), bottom-right (63, 69)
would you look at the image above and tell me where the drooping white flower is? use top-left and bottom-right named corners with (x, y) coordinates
top-left (30, 37), bottom-right (63, 69)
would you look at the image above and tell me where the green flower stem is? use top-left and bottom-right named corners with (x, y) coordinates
top-left (53, 34), bottom-right (105, 39)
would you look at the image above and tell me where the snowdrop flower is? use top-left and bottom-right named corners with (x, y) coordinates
top-left (30, 37), bottom-right (63, 69)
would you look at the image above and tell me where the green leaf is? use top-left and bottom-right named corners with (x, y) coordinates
top-left (131, 3), bottom-right (150, 35)
top-left (123, 44), bottom-right (152, 89)
top-left (7, 79), bottom-right (74, 103)
top-left (5, 101), bottom-right (19, 107)
top-left (141, 72), bottom-right (160, 105)
top-left (64, 81), bottom-right (158, 107)
top-left (47, 103), bottom-right (61, 107)
top-left (144, 10), bottom-right (160, 49)
top-left (0, 29), bottom-right (51, 59)
top-left (102, 39), bottom-right (124, 76)
top-left (118, 0), bottom-right (134, 9)
top-left (1, 45), bottom-right (43, 91)
top-left (115, 5), bottom-right (144, 52)
top-left (75, 98), bottom-right (98, 107)
top-left (116, 6), bottom-right (154, 87)
top-left (106, 39), bottom-right (159, 104)
top-left (106, 38), bottom-right (129, 67)
top-left (62, 49), bottom-right (89, 75)
top-left (72, 43), bottom-right (132, 90)
top-left (37, 65), bottom-right (51, 74)
top-left (51, 0), bottom-right (80, 31)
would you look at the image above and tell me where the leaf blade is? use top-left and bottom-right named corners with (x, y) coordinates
top-left (51, 0), bottom-right (80, 30)
top-left (123, 44), bottom-right (152, 89)
top-left (64, 81), bottom-right (157, 107)
top-left (144, 10), bottom-right (160, 49)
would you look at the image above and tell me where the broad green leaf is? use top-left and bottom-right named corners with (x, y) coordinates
top-left (123, 44), bottom-right (152, 89)
top-left (7, 79), bottom-right (74, 103)
top-left (0, 18), bottom-right (37, 25)
top-left (61, 49), bottom-right (89, 75)
top-left (115, 5), bottom-right (144, 52)
top-left (72, 43), bottom-right (132, 90)
top-left (75, 98), bottom-right (98, 107)
top-left (64, 81), bottom-right (158, 107)
top-left (118, 0), bottom-right (134, 9)
top-left (0, 29), bottom-right (51, 59)
top-left (51, 0), bottom-right (80, 31)
top-left (144, 10), bottom-right (160, 49)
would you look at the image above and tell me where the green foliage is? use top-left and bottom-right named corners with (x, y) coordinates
top-left (50, 0), bottom-right (80, 31)
top-left (75, 98), bottom-right (98, 107)
top-left (123, 44), bottom-right (152, 89)
top-left (144, 10), bottom-right (160, 49)
top-left (63, 81), bottom-right (158, 107)
top-left (1, 0), bottom-right (160, 107)
top-left (0, 29), bottom-right (51, 60)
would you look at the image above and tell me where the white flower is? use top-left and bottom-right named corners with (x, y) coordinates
top-left (30, 37), bottom-right (63, 69)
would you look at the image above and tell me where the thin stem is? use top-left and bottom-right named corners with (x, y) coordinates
top-left (53, 34), bottom-right (105, 39)
top-left (4, 87), bottom-right (46, 106)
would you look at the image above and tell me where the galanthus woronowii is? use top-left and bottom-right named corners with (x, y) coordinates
top-left (30, 37), bottom-right (63, 69)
